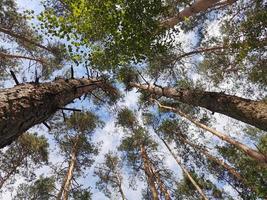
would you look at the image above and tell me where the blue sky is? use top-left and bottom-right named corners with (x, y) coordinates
top-left (2, 1), bottom-right (265, 199)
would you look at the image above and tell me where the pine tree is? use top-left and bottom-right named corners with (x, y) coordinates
top-left (0, 77), bottom-right (118, 148)
top-left (117, 108), bottom-right (174, 200)
top-left (0, 133), bottom-right (49, 190)
top-left (50, 111), bottom-right (101, 200)
top-left (94, 152), bottom-right (126, 200)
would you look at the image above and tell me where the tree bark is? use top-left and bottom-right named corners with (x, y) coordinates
top-left (159, 137), bottom-right (208, 200)
top-left (153, 100), bottom-right (267, 165)
top-left (57, 137), bottom-right (79, 200)
top-left (0, 78), bottom-right (117, 148)
top-left (130, 82), bottom-right (267, 131)
top-left (140, 145), bottom-right (159, 200)
top-left (161, 0), bottom-right (229, 29)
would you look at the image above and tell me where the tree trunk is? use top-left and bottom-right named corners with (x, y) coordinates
top-left (118, 183), bottom-right (126, 200)
top-left (150, 167), bottom-right (172, 200)
top-left (178, 136), bottom-right (244, 183)
top-left (0, 78), bottom-right (117, 148)
top-left (57, 137), bottom-right (79, 200)
top-left (130, 82), bottom-right (267, 131)
top-left (161, 0), bottom-right (232, 29)
top-left (159, 137), bottom-right (208, 200)
top-left (140, 145), bottom-right (159, 200)
top-left (153, 101), bottom-right (267, 165)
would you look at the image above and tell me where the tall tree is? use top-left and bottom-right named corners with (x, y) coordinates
top-left (0, 77), bottom-right (118, 148)
top-left (117, 108), bottom-right (175, 200)
top-left (94, 152), bottom-right (126, 200)
top-left (0, 133), bottom-right (49, 190)
top-left (50, 111), bottom-right (101, 200)
top-left (152, 100), bottom-right (267, 164)
top-left (13, 176), bottom-right (56, 200)
top-left (0, 0), bottom-right (67, 79)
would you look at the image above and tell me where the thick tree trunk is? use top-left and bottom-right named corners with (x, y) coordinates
top-left (140, 145), bottom-right (159, 200)
top-left (130, 82), bottom-right (267, 131)
top-left (118, 183), bottom-right (126, 200)
top-left (161, 0), bottom-right (231, 29)
top-left (0, 78), bottom-right (117, 148)
top-left (57, 137), bottom-right (79, 200)
top-left (159, 137), bottom-right (208, 200)
top-left (153, 101), bottom-right (267, 165)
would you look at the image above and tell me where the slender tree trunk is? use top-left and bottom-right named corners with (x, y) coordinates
top-left (0, 27), bottom-right (52, 52)
top-left (140, 145), bottom-right (159, 200)
top-left (150, 167), bottom-right (172, 200)
top-left (153, 100), bottom-right (267, 165)
top-left (57, 137), bottom-right (79, 200)
top-left (118, 183), bottom-right (126, 200)
top-left (161, 0), bottom-right (235, 29)
top-left (0, 52), bottom-right (46, 64)
top-left (178, 136), bottom-right (244, 182)
top-left (129, 82), bottom-right (267, 131)
top-left (0, 78), bottom-right (117, 148)
top-left (159, 137), bottom-right (208, 200)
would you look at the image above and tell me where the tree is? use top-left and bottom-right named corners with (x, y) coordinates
top-left (152, 99), bottom-right (267, 164)
top-left (117, 108), bottom-right (174, 200)
top-left (128, 81), bottom-right (267, 131)
top-left (0, 0), bottom-right (67, 79)
top-left (0, 133), bottom-right (49, 190)
top-left (13, 176), bottom-right (56, 200)
top-left (50, 111), bottom-right (101, 200)
top-left (94, 152), bottom-right (126, 200)
top-left (0, 77), bottom-right (118, 148)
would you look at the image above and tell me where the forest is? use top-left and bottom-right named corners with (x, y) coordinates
top-left (0, 0), bottom-right (266, 199)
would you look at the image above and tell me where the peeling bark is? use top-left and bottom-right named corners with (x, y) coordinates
top-left (130, 82), bottom-right (267, 131)
top-left (0, 78), bottom-right (117, 148)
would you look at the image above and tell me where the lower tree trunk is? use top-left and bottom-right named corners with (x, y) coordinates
top-left (159, 137), bottom-right (209, 200)
top-left (154, 101), bottom-right (267, 165)
top-left (118, 183), bottom-right (126, 200)
top-left (140, 145), bottom-right (159, 200)
top-left (0, 78), bottom-right (117, 148)
top-left (130, 82), bottom-right (267, 131)
top-left (57, 137), bottom-right (79, 200)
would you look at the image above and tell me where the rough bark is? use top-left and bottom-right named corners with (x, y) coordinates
top-left (140, 145), bottom-right (159, 200)
top-left (153, 101), bottom-right (267, 165)
top-left (161, 0), bottom-right (225, 29)
top-left (130, 82), bottom-right (267, 131)
top-left (57, 137), bottom-right (79, 200)
top-left (0, 78), bottom-right (117, 148)
top-left (159, 137), bottom-right (208, 200)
